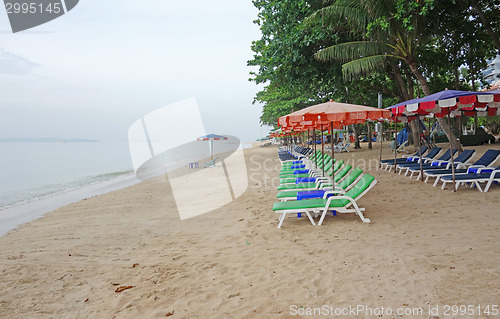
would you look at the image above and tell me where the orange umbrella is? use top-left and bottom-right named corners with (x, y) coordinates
top-left (280, 100), bottom-right (391, 185)
top-left (289, 100), bottom-right (390, 124)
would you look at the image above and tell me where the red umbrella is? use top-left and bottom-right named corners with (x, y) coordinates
top-left (280, 100), bottom-right (391, 185)
top-left (388, 89), bottom-right (500, 190)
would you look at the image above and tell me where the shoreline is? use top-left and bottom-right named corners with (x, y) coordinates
top-left (0, 173), bottom-right (140, 237)
top-left (0, 141), bottom-right (261, 238)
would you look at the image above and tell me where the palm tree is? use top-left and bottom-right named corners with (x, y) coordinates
top-left (306, 0), bottom-right (461, 149)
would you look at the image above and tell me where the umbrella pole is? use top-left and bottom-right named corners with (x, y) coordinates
top-left (211, 139), bottom-right (214, 162)
top-left (313, 129), bottom-right (317, 169)
top-left (394, 114), bottom-right (398, 174)
top-left (330, 121), bottom-right (335, 188)
top-left (418, 115), bottom-right (424, 181)
top-left (379, 120), bottom-right (383, 169)
top-left (448, 108), bottom-right (456, 192)
top-left (307, 129), bottom-right (310, 149)
top-left (321, 124), bottom-right (325, 177)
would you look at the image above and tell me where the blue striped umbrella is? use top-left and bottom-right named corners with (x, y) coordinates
top-left (197, 134), bottom-right (228, 162)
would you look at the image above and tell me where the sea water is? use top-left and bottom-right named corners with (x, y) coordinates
top-left (0, 140), bottom-right (256, 236)
top-left (0, 141), bottom-right (134, 209)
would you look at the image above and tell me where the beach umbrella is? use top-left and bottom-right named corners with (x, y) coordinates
top-left (388, 90), bottom-right (500, 117)
top-left (297, 101), bottom-right (390, 185)
top-left (387, 89), bottom-right (500, 190)
top-left (281, 100), bottom-right (391, 186)
top-left (197, 133), bottom-right (228, 163)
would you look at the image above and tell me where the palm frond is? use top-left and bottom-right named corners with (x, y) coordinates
top-left (304, 3), bottom-right (368, 31)
top-left (342, 54), bottom-right (390, 80)
top-left (315, 41), bottom-right (390, 63)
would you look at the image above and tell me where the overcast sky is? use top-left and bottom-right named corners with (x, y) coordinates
top-left (0, 0), bottom-right (269, 142)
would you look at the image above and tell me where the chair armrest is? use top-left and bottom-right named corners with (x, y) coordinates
top-left (323, 189), bottom-right (346, 197)
top-left (466, 165), bottom-right (486, 173)
top-left (476, 167), bottom-right (499, 174)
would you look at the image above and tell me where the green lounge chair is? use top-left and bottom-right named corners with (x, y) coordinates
top-left (276, 166), bottom-right (361, 201)
top-left (272, 174), bottom-right (376, 228)
top-left (277, 161), bottom-right (344, 190)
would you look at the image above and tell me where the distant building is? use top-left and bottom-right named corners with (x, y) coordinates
top-left (482, 54), bottom-right (500, 87)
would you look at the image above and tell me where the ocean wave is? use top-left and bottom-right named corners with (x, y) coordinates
top-left (0, 170), bottom-right (134, 210)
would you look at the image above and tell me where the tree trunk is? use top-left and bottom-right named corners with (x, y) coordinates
top-left (407, 74), bottom-right (415, 99)
top-left (407, 59), bottom-right (462, 151)
top-left (352, 124), bottom-right (361, 149)
top-left (454, 67), bottom-right (460, 90)
top-left (409, 120), bottom-right (420, 149)
top-left (391, 63), bottom-right (410, 100)
top-left (436, 117), bottom-right (462, 150)
top-left (472, 1), bottom-right (500, 54)
top-left (408, 60), bottom-right (431, 95)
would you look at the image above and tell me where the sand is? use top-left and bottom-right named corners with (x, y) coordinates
top-left (0, 142), bottom-right (499, 318)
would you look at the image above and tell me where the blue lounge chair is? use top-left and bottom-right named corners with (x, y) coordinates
top-left (439, 166), bottom-right (500, 191)
top-left (395, 147), bottom-right (442, 174)
top-left (418, 150), bottom-right (476, 183)
top-left (397, 148), bottom-right (456, 177)
top-left (380, 146), bottom-right (429, 171)
top-left (424, 149), bottom-right (500, 188)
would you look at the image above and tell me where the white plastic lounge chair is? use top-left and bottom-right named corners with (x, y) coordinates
top-left (439, 166), bottom-right (500, 191)
top-left (380, 146), bottom-right (429, 171)
top-left (203, 157), bottom-right (219, 168)
top-left (395, 147), bottom-right (443, 174)
top-left (276, 166), bottom-right (361, 201)
top-left (272, 174), bottom-right (376, 228)
top-left (277, 161), bottom-right (344, 190)
top-left (334, 143), bottom-right (350, 153)
top-left (426, 149), bottom-right (500, 187)
top-left (407, 149), bottom-right (472, 179)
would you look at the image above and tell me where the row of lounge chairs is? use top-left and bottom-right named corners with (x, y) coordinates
top-left (271, 146), bottom-right (377, 228)
top-left (381, 146), bottom-right (500, 192)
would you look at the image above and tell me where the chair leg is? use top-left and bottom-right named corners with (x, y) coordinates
top-left (277, 213), bottom-right (286, 228)
top-left (441, 180), bottom-right (447, 190)
top-left (433, 176), bottom-right (441, 187)
top-left (318, 207), bottom-right (329, 226)
top-left (350, 201), bottom-right (371, 223)
top-left (305, 211), bottom-right (316, 226)
top-left (482, 179), bottom-right (493, 192)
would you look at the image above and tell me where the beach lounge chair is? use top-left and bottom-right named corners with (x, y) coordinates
top-left (277, 161), bottom-right (344, 190)
top-left (424, 149), bottom-right (500, 188)
top-left (280, 164), bottom-right (353, 190)
top-left (395, 148), bottom-right (450, 175)
top-left (272, 174), bottom-right (376, 228)
top-left (407, 149), bottom-right (473, 179)
top-left (439, 166), bottom-right (500, 191)
top-left (394, 147), bottom-right (442, 174)
top-left (276, 166), bottom-right (361, 201)
top-left (279, 160), bottom-right (336, 183)
top-left (334, 143), bottom-right (350, 152)
top-left (380, 146), bottom-right (429, 171)
top-left (203, 157), bottom-right (219, 168)
top-left (396, 140), bottom-right (408, 152)
top-left (279, 156), bottom-right (332, 177)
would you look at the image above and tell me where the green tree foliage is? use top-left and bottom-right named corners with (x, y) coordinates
top-left (248, 0), bottom-right (401, 126)
top-left (249, 0), bottom-right (499, 137)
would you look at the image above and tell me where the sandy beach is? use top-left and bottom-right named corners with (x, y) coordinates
top-left (1, 143), bottom-right (499, 318)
